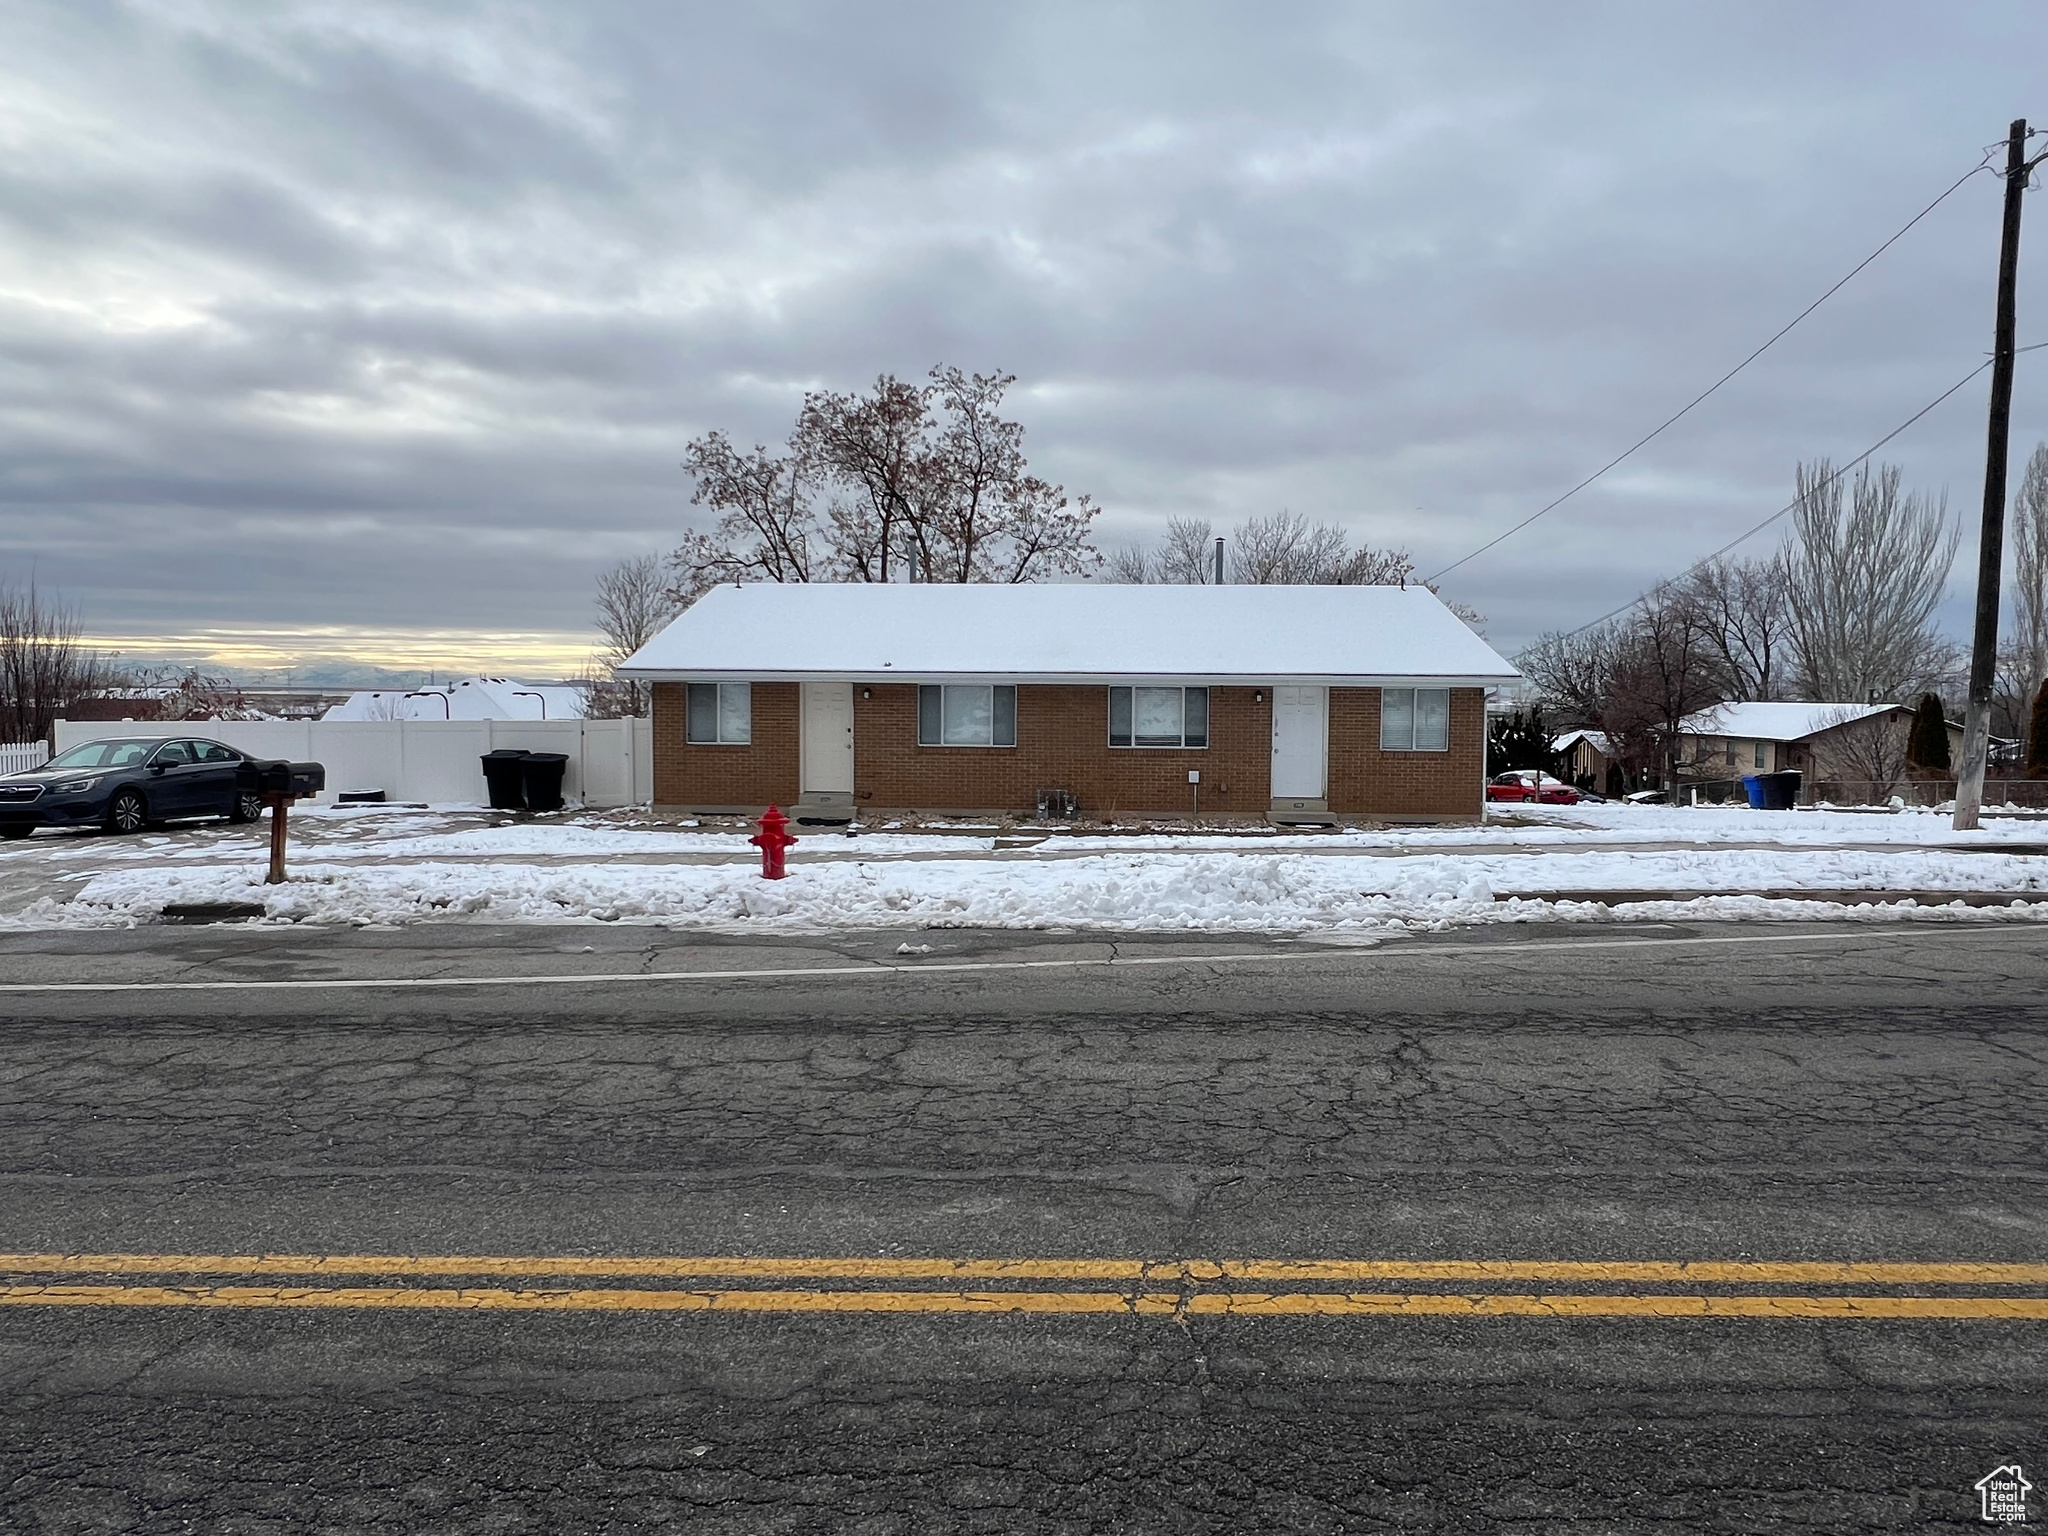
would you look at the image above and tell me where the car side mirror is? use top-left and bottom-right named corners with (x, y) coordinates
top-left (149, 762), bottom-right (168, 775)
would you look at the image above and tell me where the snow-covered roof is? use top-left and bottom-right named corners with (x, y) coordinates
top-left (1553, 729), bottom-right (1614, 754)
top-left (1678, 701), bottom-right (1901, 742)
top-left (322, 676), bottom-right (587, 722)
top-left (620, 583), bottom-right (1518, 684)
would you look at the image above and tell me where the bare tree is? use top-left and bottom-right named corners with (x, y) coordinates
top-left (673, 432), bottom-right (818, 597)
top-left (675, 367), bottom-right (1099, 595)
top-left (2011, 442), bottom-right (2048, 758)
top-left (1520, 586), bottom-right (1728, 791)
top-left (1228, 511), bottom-right (1416, 585)
top-left (0, 579), bottom-right (106, 742)
top-left (915, 367), bottom-right (1101, 583)
top-left (1783, 459), bottom-right (1960, 701)
top-left (1680, 555), bottom-right (1792, 702)
top-left (1156, 517), bottom-right (1218, 583)
top-left (1109, 511), bottom-right (1413, 587)
top-left (799, 373), bottom-right (933, 584)
top-left (1603, 584), bottom-right (1728, 790)
top-left (586, 554), bottom-right (685, 717)
top-left (1809, 705), bottom-right (1912, 802)
top-left (1108, 518), bottom-right (1223, 584)
top-left (1104, 545), bottom-right (1152, 583)
top-left (1516, 624), bottom-right (1616, 731)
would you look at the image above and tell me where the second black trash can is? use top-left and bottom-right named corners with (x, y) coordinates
top-left (480, 749), bottom-right (529, 810)
top-left (519, 752), bottom-right (569, 813)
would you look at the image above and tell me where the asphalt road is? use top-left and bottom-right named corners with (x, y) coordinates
top-left (1, 919), bottom-right (2045, 1533)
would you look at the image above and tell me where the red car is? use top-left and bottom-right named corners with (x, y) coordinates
top-left (1486, 770), bottom-right (1581, 805)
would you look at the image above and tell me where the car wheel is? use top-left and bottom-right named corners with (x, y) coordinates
top-left (105, 789), bottom-right (148, 835)
top-left (229, 790), bottom-right (265, 824)
top-left (0, 825), bottom-right (31, 840)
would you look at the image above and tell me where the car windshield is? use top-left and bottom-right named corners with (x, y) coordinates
top-left (45, 740), bottom-right (156, 770)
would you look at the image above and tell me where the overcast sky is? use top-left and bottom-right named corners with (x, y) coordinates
top-left (3, 1), bottom-right (2044, 679)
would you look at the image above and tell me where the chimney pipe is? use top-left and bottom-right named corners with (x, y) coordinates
top-left (1213, 537), bottom-right (1224, 585)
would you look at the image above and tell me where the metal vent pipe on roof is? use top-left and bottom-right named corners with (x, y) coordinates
top-left (1213, 537), bottom-right (1224, 585)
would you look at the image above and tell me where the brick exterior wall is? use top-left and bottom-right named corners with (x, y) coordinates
top-left (850, 684), bottom-right (1268, 819)
top-left (651, 680), bottom-right (800, 809)
top-left (652, 680), bottom-right (1485, 821)
top-left (1325, 686), bottom-right (1486, 819)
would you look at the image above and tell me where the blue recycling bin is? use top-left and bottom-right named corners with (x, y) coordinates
top-left (1741, 774), bottom-right (1766, 809)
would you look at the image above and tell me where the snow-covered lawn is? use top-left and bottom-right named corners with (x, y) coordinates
top-left (4, 800), bottom-right (2045, 934)
top-left (13, 843), bottom-right (2048, 934)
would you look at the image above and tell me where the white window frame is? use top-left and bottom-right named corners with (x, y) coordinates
top-left (685, 682), bottom-right (752, 745)
top-left (917, 684), bottom-right (1017, 748)
top-left (1379, 687), bottom-right (1450, 752)
top-left (1108, 685), bottom-right (1209, 749)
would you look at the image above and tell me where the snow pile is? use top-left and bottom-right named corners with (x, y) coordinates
top-left (15, 845), bottom-right (2048, 934)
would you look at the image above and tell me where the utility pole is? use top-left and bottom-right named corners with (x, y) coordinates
top-left (1956, 120), bottom-right (2036, 830)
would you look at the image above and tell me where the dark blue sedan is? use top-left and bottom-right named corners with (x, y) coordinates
top-left (0, 736), bottom-right (267, 839)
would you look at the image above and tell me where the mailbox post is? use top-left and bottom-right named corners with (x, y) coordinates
top-left (241, 759), bottom-right (326, 885)
top-left (266, 792), bottom-right (290, 884)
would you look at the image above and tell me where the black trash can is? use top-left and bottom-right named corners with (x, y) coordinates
top-left (1757, 770), bottom-right (1802, 810)
top-left (519, 752), bottom-right (569, 813)
top-left (480, 749), bottom-right (530, 810)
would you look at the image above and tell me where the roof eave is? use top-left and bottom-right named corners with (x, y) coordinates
top-left (617, 669), bottom-right (1521, 687)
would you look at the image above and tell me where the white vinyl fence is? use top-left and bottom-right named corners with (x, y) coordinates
top-left (51, 718), bottom-right (654, 809)
top-left (1, 742), bottom-right (50, 775)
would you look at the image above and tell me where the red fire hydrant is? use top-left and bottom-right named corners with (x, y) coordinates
top-left (751, 804), bottom-right (798, 880)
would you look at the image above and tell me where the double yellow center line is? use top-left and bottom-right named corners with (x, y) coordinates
top-left (3, 1253), bottom-right (2046, 1319)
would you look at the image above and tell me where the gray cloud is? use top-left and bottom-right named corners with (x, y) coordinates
top-left (1, 0), bottom-right (2044, 669)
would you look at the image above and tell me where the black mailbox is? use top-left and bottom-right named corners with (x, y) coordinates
top-left (240, 759), bottom-right (326, 798)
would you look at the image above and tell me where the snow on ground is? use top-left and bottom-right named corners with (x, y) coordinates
top-left (1475, 801), bottom-right (2048, 847)
top-left (15, 799), bottom-right (2041, 870)
top-left (12, 844), bottom-right (2048, 935)
top-left (5, 800), bottom-right (2047, 934)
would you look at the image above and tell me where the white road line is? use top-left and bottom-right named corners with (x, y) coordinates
top-left (0, 925), bottom-right (2036, 993)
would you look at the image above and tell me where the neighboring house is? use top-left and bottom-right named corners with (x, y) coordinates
top-left (618, 584), bottom-right (1519, 823)
top-left (1552, 729), bottom-right (1615, 791)
top-left (1674, 701), bottom-right (1963, 798)
top-left (322, 675), bottom-right (588, 722)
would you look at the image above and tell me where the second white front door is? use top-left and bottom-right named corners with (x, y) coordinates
top-left (1270, 685), bottom-right (1328, 799)
top-left (801, 682), bottom-right (855, 795)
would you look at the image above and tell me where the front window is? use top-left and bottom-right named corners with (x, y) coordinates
top-left (1754, 742), bottom-right (1767, 769)
top-left (150, 741), bottom-right (193, 765)
top-left (1108, 686), bottom-right (1207, 748)
top-left (1380, 688), bottom-right (1450, 752)
top-left (918, 685), bottom-right (1017, 746)
top-left (686, 682), bottom-right (752, 744)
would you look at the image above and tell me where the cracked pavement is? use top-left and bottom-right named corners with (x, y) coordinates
top-left (0, 921), bottom-right (2044, 1532)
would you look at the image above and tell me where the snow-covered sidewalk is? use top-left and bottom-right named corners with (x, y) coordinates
top-left (4, 801), bottom-right (2046, 935)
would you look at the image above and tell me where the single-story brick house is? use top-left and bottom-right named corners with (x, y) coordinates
top-left (619, 583), bottom-right (1519, 823)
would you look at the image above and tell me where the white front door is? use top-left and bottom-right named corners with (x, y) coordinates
top-left (801, 682), bottom-right (855, 795)
top-left (1271, 685), bottom-right (1327, 799)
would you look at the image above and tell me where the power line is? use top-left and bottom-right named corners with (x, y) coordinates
top-left (1552, 355), bottom-right (1999, 641)
top-left (1425, 156), bottom-right (1996, 584)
